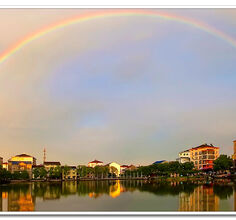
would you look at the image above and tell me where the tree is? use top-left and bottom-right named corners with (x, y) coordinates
top-left (0, 166), bottom-right (12, 183)
top-left (213, 155), bottom-right (233, 172)
top-left (110, 166), bottom-right (118, 177)
top-left (33, 168), bottom-right (40, 179)
top-left (62, 165), bottom-right (71, 180)
top-left (39, 167), bottom-right (47, 179)
top-left (54, 166), bottom-right (62, 179)
top-left (21, 170), bottom-right (29, 179)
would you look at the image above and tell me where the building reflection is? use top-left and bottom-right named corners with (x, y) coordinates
top-left (0, 184), bottom-right (35, 211)
top-left (179, 184), bottom-right (219, 211)
top-left (0, 180), bottom-right (236, 211)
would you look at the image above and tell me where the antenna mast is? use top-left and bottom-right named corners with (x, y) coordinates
top-left (43, 148), bottom-right (46, 164)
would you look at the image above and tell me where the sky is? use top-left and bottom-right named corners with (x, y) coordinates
top-left (0, 9), bottom-right (236, 166)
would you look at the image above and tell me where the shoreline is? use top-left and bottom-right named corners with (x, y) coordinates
top-left (1, 175), bottom-right (235, 185)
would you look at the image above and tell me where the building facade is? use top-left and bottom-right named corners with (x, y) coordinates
top-left (177, 150), bottom-right (191, 163)
top-left (2, 162), bottom-right (8, 170)
top-left (88, 160), bottom-right (103, 168)
top-left (8, 154), bottom-right (36, 178)
top-left (43, 161), bottom-right (61, 171)
top-left (189, 144), bottom-right (219, 170)
top-left (107, 162), bottom-right (121, 176)
top-left (232, 140), bottom-right (236, 169)
top-left (62, 166), bottom-right (77, 180)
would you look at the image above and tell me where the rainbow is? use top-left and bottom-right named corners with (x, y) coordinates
top-left (0, 9), bottom-right (236, 65)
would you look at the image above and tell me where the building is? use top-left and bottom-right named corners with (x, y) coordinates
top-left (189, 144), bottom-right (219, 170)
top-left (177, 150), bottom-right (191, 163)
top-left (62, 166), bottom-right (77, 180)
top-left (88, 159), bottom-right (103, 168)
top-left (8, 154), bottom-right (36, 178)
top-left (43, 161), bottom-right (61, 172)
top-left (2, 163), bottom-right (8, 170)
top-left (0, 157), bottom-right (3, 166)
top-left (120, 165), bottom-right (137, 174)
top-left (232, 140), bottom-right (236, 170)
top-left (107, 162), bottom-right (121, 176)
top-left (120, 165), bottom-right (129, 174)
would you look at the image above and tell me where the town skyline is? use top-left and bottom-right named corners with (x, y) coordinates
top-left (0, 9), bottom-right (236, 165)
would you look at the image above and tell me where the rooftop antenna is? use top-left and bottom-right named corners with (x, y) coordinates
top-left (43, 148), bottom-right (46, 164)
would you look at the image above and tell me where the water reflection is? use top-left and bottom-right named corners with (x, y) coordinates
top-left (0, 180), bottom-right (236, 211)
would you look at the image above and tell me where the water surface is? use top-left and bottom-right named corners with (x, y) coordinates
top-left (0, 180), bottom-right (235, 211)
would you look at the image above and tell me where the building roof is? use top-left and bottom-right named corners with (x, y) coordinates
top-left (190, 144), bottom-right (219, 150)
top-left (153, 160), bottom-right (166, 164)
top-left (88, 160), bottom-right (103, 164)
top-left (61, 166), bottom-right (77, 169)
top-left (121, 165), bottom-right (129, 168)
top-left (44, 161), bottom-right (61, 166)
top-left (14, 153), bottom-right (36, 159)
top-left (180, 150), bottom-right (189, 153)
top-left (32, 164), bottom-right (44, 168)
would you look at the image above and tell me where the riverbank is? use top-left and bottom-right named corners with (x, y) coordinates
top-left (2, 175), bottom-right (235, 184)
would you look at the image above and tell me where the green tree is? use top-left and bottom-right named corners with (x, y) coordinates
top-left (0, 165), bottom-right (12, 183)
top-left (33, 168), bottom-right (40, 179)
top-left (21, 170), bottom-right (29, 179)
top-left (213, 155), bottom-right (233, 172)
top-left (39, 167), bottom-right (47, 179)
top-left (62, 165), bottom-right (71, 180)
top-left (54, 166), bottom-right (62, 179)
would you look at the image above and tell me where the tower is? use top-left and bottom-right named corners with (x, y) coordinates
top-left (43, 148), bottom-right (46, 164)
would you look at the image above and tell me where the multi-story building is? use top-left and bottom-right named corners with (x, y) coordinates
top-left (88, 159), bottom-right (103, 168)
top-left (232, 140), bottom-right (236, 170)
top-left (43, 161), bottom-right (61, 172)
top-left (177, 150), bottom-right (191, 163)
top-left (189, 144), bottom-right (219, 170)
top-left (0, 157), bottom-right (3, 166)
top-left (8, 154), bottom-right (36, 178)
top-left (62, 166), bottom-right (77, 180)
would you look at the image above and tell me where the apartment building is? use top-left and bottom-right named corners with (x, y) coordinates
top-left (189, 144), bottom-right (219, 170)
top-left (62, 166), bottom-right (77, 180)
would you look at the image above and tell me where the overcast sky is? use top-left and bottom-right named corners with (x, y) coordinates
top-left (0, 9), bottom-right (236, 165)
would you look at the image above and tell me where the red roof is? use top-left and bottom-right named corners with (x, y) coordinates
top-left (33, 165), bottom-right (44, 168)
top-left (121, 165), bottom-right (129, 168)
top-left (89, 160), bottom-right (103, 164)
top-left (190, 144), bottom-right (219, 150)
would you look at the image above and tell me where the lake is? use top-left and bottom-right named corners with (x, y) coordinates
top-left (0, 180), bottom-right (235, 212)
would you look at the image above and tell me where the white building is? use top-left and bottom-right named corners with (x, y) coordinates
top-left (178, 150), bottom-right (191, 163)
top-left (88, 159), bottom-right (103, 168)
